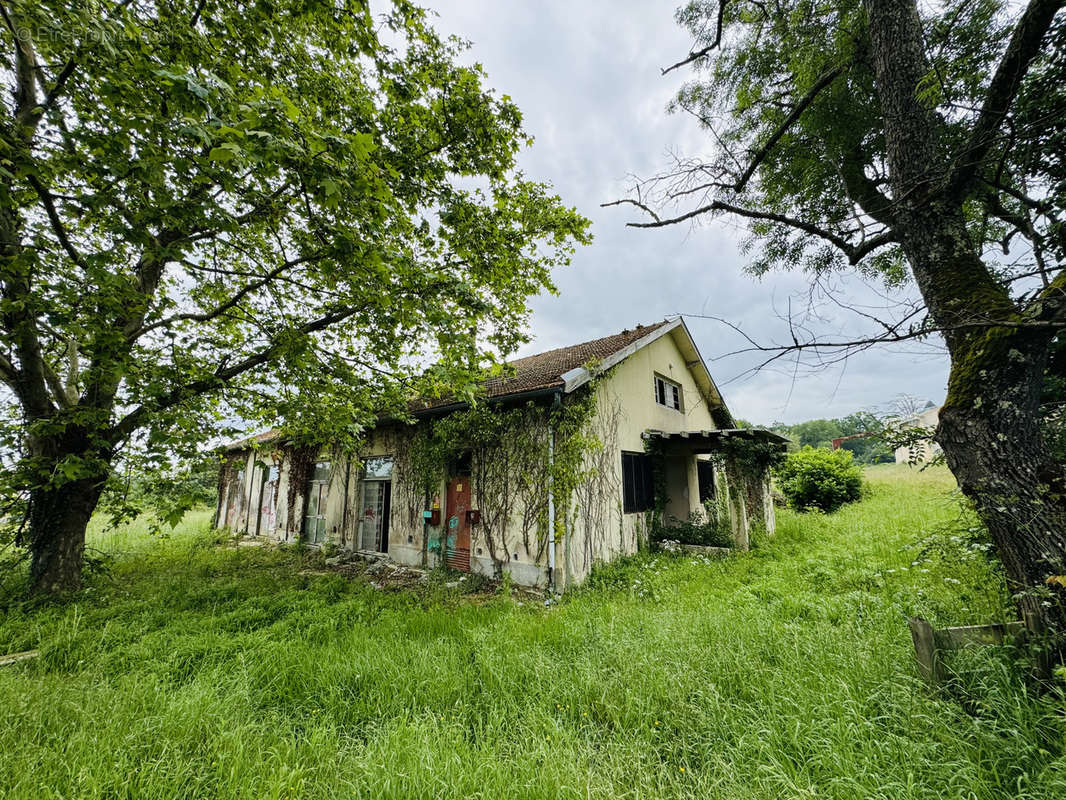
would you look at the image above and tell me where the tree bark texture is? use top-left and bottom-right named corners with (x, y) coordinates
top-left (866, 0), bottom-right (1066, 637)
top-left (22, 421), bottom-right (112, 594)
top-left (27, 476), bottom-right (104, 594)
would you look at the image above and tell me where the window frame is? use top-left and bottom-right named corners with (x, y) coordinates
top-left (621, 451), bottom-right (655, 514)
top-left (302, 460), bottom-right (331, 544)
top-left (697, 459), bottom-right (715, 505)
top-left (358, 456), bottom-right (394, 552)
top-left (653, 374), bottom-right (683, 412)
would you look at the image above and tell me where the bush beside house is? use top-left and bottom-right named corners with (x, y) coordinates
top-left (775, 448), bottom-right (864, 512)
top-left (655, 507), bottom-right (734, 549)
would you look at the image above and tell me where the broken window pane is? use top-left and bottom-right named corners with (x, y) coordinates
top-left (363, 457), bottom-right (394, 480)
top-left (654, 376), bottom-right (682, 411)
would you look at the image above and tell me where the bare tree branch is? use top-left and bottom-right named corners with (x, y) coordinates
top-left (685, 309), bottom-right (1065, 389)
top-left (947, 0), bottom-right (1064, 197)
top-left (662, 1), bottom-right (729, 75)
top-left (602, 197), bottom-right (896, 264)
top-left (731, 64), bottom-right (846, 193)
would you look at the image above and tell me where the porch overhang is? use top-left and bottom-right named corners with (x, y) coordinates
top-left (642, 427), bottom-right (789, 454)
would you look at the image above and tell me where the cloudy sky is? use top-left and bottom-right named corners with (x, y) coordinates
top-left (427, 1), bottom-right (949, 425)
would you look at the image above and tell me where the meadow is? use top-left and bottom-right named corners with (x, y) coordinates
top-left (0, 465), bottom-right (1063, 799)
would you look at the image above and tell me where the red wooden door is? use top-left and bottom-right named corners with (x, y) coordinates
top-left (445, 477), bottom-right (471, 572)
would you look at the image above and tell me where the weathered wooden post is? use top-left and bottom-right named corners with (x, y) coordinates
top-left (907, 616), bottom-right (942, 686)
top-left (908, 616), bottom-right (1026, 687)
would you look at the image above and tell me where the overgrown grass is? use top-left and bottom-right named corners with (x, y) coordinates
top-left (1, 465), bottom-right (1063, 799)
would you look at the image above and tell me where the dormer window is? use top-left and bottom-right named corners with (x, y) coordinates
top-left (654, 375), bottom-right (682, 411)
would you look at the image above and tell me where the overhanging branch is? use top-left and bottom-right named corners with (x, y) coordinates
top-left (731, 65), bottom-right (847, 194)
top-left (947, 0), bottom-right (1064, 197)
top-left (602, 197), bottom-right (896, 265)
top-left (662, 1), bottom-right (729, 75)
top-left (26, 175), bottom-right (87, 270)
top-left (111, 304), bottom-right (362, 443)
top-left (130, 251), bottom-right (326, 341)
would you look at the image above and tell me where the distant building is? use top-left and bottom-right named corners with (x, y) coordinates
top-left (890, 403), bottom-right (941, 464)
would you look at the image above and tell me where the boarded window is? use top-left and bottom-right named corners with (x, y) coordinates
top-left (303, 461), bottom-right (331, 544)
top-left (654, 375), bottom-right (682, 411)
top-left (621, 451), bottom-right (654, 513)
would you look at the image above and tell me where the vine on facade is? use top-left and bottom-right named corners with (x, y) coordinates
top-left (563, 388), bottom-right (624, 577)
top-left (284, 443), bottom-right (321, 535)
top-left (391, 380), bottom-right (606, 577)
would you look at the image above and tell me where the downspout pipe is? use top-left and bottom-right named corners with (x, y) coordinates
top-left (341, 458), bottom-right (352, 548)
top-left (547, 391), bottom-right (562, 593)
top-left (243, 453), bottom-right (257, 537)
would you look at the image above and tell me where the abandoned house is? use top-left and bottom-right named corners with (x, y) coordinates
top-left (890, 403), bottom-right (943, 464)
top-left (215, 318), bottom-right (787, 590)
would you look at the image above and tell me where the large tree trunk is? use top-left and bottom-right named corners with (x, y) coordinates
top-left (27, 476), bottom-right (105, 594)
top-left (24, 425), bottom-right (111, 595)
top-left (937, 326), bottom-right (1066, 636)
top-left (866, 0), bottom-right (1066, 642)
top-left (901, 202), bottom-right (1066, 637)
top-left (902, 203), bottom-right (1066, 636)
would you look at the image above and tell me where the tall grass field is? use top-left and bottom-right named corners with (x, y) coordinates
top-left (1, 465), bottom-right (1064, 798)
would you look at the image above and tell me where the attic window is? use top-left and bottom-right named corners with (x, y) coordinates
top-left (654, 375), bottom-right (682, 411)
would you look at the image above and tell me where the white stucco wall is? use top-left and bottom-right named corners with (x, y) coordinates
top-left (892, 406), bottom-right (942, 463)
top-left (559, 329), bottom-right (721, 586)
top-left (216, 326), bottom-right (732, 589)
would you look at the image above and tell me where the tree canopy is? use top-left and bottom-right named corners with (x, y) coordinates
top-left (0, 0), bottom-right (590, 591)
top-left (620, 0), bottom-right (1063, 294)
top-left (611, 0), bottom-right (1066, 644)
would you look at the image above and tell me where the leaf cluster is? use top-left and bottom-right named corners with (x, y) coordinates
top-left (774, 446), bottom-right (864, 512)
top-left (0, 0), bottom-right (591, 520)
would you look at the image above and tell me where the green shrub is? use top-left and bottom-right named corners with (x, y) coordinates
top-left (775, 447), bottom-right (864, 512)
top-left (654, 508), bottom-right (733, 548)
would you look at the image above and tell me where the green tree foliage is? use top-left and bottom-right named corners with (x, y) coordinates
top-left (615, 0), bottom-right (1066, 640)
top-left (769, 410), bottom-right (893, 463)
top-left (788, 418), bottom-right (844, 450)
top-left (775, 447), bottom-right (864, 512)
top-left (0, 0), bottom-right (591, 592)
top-left (100, 453), bottom-right (221, 533)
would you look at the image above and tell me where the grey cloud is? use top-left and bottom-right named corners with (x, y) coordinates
top-left (426, 1), bottom-right (949, 423)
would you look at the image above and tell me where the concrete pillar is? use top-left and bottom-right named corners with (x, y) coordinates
top-left (724, 464), bottom-right (749, 551)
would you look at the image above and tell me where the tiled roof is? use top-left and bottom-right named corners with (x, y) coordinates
top-left (223, 428), bottom-right (284, 452)
top-left (224, 321), bottom-right (676, 447)
top-left (424, 320), bottom-right (674, 409)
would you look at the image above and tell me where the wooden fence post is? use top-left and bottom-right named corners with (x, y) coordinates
top-left (907, 616), bottom-right (942, 686)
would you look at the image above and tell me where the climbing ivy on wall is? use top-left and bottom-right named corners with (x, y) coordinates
top-left (284, 443), bottom-right (321, 538)
top-left (706, 436), bottom-right (785, 535)
top-left (389, 380), bottom-right (606, 577)
top-left (706, 437), bottom-right (785, 479)
top-left (640, 436), bottom-right (669, 539)
top-left (560, 388), bottom-right (623, 578)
